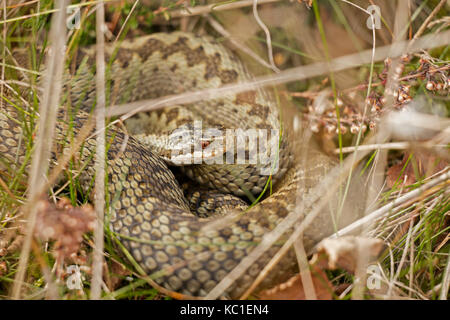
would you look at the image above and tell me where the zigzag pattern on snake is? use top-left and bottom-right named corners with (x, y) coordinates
top-left (0, 32), bottom-right (338, 298)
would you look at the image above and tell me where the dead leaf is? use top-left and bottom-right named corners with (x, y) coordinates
top-left (297, 0), bottom-right (313, 8)
top-left (258, 265), bottom-right (333, 300)
top-left (311, 236), bottom-right (385, 274)
top-left (386, 151), bottom-right (448, 188)
top-left (0, 261), bottom-right (6, 277)
top-left (34, 198), bottom-right (96, 263)
top-left (107, 260), bottom-right (132, 291)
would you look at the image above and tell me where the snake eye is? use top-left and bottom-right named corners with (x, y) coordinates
top-left (201, 141), bottom-right (211, 149)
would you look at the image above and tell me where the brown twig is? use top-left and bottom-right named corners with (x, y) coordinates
top-left (411, 0), bottom-right (447, 44)
top-left (0, 175), bottom-right (16, 200)
top-left (153, 0), bottom-right (185, 16)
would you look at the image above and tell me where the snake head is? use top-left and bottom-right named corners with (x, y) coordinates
top-left (166, 122), bottom-right (226, 166)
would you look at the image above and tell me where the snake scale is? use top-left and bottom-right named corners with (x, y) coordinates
top-left (0, 32), bottom-right (342, 298)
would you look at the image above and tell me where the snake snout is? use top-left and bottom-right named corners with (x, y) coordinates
top-left (167, 123), bottom-right (226, 165)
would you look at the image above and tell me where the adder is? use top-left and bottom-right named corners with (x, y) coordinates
top-left (0, 32), bottom-right (357, 298)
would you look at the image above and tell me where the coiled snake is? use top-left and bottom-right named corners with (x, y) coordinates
top-left (1, 32), bottom-right (345, 298)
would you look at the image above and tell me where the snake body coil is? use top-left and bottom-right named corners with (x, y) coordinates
top-left (0, 32), bottom-right (339, 298)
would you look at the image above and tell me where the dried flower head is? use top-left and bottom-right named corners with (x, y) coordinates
top-left (34, 198), bottom-right (96, 263)
top-left (301, 53), bottom-right (448, 137)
